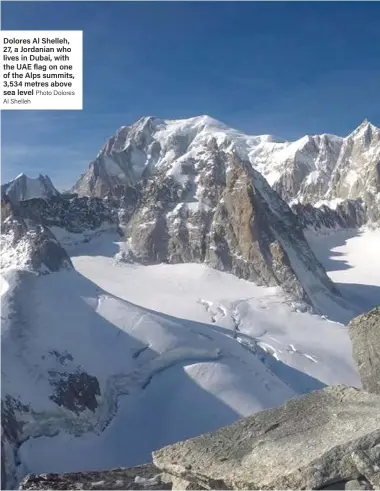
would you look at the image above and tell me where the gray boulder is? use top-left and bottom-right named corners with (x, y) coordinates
top-left (153, 386), bottom-right (380, 490)
top-left (349, 307), bottom-right (380, 396)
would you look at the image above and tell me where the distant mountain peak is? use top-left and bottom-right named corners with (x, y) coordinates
top-left (71, 114), bottom-right (380, 224)
top-left (349, 119), bottom-right (378, 137)
top-left (1, 173), bottom-right (59, 204)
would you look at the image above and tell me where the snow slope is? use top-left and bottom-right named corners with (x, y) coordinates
top-left (70, 234), bottom-right (360, 388)
top-left (13, 231), bottom-right (361, 478)
top-left (5, 226), bottom-right (379, 483)
top-left (307, 228), bottom-right (380, 315)
top-left (1, 256), bottom-right (294, 483)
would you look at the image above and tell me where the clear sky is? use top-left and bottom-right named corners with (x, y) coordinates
top-left (2, 1), bottom-right (380, 189)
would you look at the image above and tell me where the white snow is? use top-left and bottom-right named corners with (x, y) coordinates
top-left (5, 259), bottom-right (295, 477)
top-left (314, 198), bottom-right (344, 210)
top-left (307, 228), bottom-right (380, 314)
top-left (4, 226), bottom-right (380, 482)
top-left (49, 224), bottom-right (117, 251)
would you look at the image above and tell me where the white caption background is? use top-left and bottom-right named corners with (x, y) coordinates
top-left (0, 30), bottom-right (83, 110)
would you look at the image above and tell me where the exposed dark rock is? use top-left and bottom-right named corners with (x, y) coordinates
top-left (1, 396), bottom-right (31, 489)
top-left (321, 477), bottom-right (372, 489)
top-left (1, 194), bottom-right (14, 223)
top-left (19, 464), bottom-right (171, 490)
top-left (49, 370), bottom-right (101, 414)
top-left (17, 195), bottom-right (117, 234)
top-left (1, 396), bottom-right (30, 444)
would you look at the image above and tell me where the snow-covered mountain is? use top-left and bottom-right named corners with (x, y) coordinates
top-left (1, 222), bottom-right (363, 488)
top-left (0, 215), bottom-right (301, 487)
top-left (6, 147), bottom-right (346, 313)
top-left (325, 120), bottom-right (380, 222)
top-left (72, 116), bottom-right (380, 223)
top-left (291, 199), bottom-right (368, 233)
top-left (2, 114), bottom-right (379, 489)
top-left (1, 174), bottom-right (60, 204)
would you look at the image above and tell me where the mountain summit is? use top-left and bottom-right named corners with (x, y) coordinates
top-left (1, 173), bottom-right (59, 204)
top-left (72, 116), bottom-right (380, 223)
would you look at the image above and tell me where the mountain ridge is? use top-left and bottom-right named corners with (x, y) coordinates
top-left (71, 116), bottom-right (380, 225)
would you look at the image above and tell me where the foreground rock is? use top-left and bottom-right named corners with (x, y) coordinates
top-left (153, 386), bottom-right (380, 490)
top-left (349, 307), bottom-right (380, 396)
top-left (19, 464), bottom-right (171, 490)
top-left (21, 386), bottom-right (380, 490)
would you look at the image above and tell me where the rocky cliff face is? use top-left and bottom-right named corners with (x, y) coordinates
top-left (72, 117), bottom-right (160, 198)
top-left (272, 133), bottom-right (343, 204)
top-left (292, 199), bottom-right (368, 232)
top-left (114, 144), bottom-right (342, 311)
top-left (14, 195), bottom-right (118, 234)
top-left (326, 121), bottom-right (380, 223)
top-left (0, 193), bottom-right (121, 256)
top-left (349, 307), bottom-right (380, 397)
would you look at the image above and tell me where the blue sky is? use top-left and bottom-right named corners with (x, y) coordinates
top-left (2, 1), bottom-right (380, 189)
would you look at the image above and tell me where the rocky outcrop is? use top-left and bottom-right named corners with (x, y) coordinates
top-left (19, 386), bottom-right (380, 490)
top-left (153, 386), bottom-right (380, 490)
top-left (15, 195), bottom-right (118, 234)
top-left (272, 134), bottom-right (343, 204)
top-left (72, 117), bottom-right (159, 198)
top-left (1, 213), bottom-right (73, 273)
top-left (0, 193), bottom-right (120, 261)
top-left (349, 307), bottom-right (380, 396)
top-left (19, 464), bottom-right (171, 490)
top-left (1, 396), bottom-right (32, 490)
